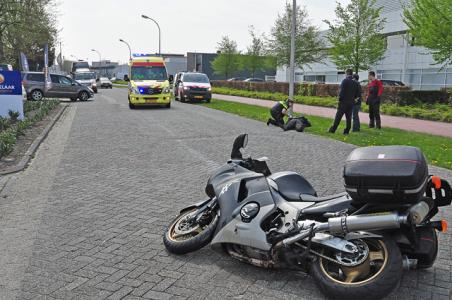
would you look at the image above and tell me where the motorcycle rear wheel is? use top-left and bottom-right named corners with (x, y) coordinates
top-left (163, 208), bottom-right (218, 255)
top-left (311, 236), bottom-right (402, 300)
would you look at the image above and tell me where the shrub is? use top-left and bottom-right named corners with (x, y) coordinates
top-left (0, 100), bottom-right (60, 159)
top-left (398, 90), bottom-right (451, 105)
top-left (0, 117), bottom-right (10, 132)
top-left (0, 129), bottom-right (16, 158)
top-left (8, 110), bottom-right (20, 123)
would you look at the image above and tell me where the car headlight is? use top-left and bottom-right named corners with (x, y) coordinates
top-left (130, 86), bottom-right (140, 94)
top-left (163, 87), bottom-right (171, 93)
top-left (208, 87), bottom-right (212, 92)
top-left (183, 86), bottom-right (189, 90)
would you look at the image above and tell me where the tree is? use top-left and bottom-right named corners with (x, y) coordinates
top-left (324, 0), bottom-right (386, 73)
top-left (211, 36), bottom-right (240, 79)
top-left (403, 0), bottom-right (452, 67)
top-left (241, 26), bottom-right (268, 78)
top-left (0, 0), bottom-right (58, 69)
top-left (267, 3), bottom-right (325, 68)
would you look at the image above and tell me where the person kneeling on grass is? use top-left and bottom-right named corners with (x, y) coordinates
top-left (267, 99), bottom-right (294, 128)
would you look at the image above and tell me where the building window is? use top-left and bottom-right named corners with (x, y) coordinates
top-left (304, 75), bottom-right (326, 83)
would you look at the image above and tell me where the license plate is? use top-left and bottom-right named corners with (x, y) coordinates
top-left (145, 99), bottom-right (156, 103)
top-left (194, 96), bottom-right (203, 99)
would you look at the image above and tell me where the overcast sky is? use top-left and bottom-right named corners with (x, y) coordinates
top-left (58, 0), bottom-right (349, 64)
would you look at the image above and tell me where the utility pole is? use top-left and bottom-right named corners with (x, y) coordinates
top-left (288, 0), bottom-right (297, 101)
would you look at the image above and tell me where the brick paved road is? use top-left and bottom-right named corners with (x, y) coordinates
top-left (1, 88), bottom-right (451, 300)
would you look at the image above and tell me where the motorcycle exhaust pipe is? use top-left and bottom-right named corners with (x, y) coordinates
top-left (281, 201), bottom-right (430, 246)
top-left (328, 213), bottom-right (408, 235)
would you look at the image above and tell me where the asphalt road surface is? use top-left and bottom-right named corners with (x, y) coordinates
top-left (1, 88), bottom-right (452, 300)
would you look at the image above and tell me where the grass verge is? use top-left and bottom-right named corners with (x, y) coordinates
top-left (201, 99), bottom-right (452, 170)
top-left (213, 87), bottom-right (452, 123)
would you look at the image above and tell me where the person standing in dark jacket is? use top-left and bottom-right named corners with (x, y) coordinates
top-left (328, 69), bottom-right (360, 135)
top-left (367, 71), bottom-right (383, 129)
top-left (352, 74), bottom-right (362, 132)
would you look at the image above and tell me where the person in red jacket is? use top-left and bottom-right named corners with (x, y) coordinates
top-left (366, 71), bottom-right (383, 129)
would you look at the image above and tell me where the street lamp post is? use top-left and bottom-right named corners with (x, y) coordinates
top-left (289, 0), bottom-right (296, 102)
top-left (119, 39), bottom-right (132, 61)
top-left (91, 49), bottom-right (102, 75)
top-left (141, 14), bottom-right (161, 55)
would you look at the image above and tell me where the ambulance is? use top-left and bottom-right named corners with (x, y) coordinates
top-left (125, 54), bottom-right (173, 109)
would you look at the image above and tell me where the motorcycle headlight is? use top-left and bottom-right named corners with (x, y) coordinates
top-left (163, 87), bottom-right (170, 94)
top-left (240, 202), bottom-right (259, 222)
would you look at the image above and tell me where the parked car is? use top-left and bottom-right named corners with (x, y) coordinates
top-left (174, 72), bottom-right (211, 103)
top-left (173, 72), bottom-right (185, 98)
top-left (227, 77), bottom-right (245, 81)
top-left (73, 71), bottom-right (98, 93)
top-left (0, 63), bottom-right (13, 71)
top-left (22, 71), bottom-right (94, 101)
top-left (360, 79), bottom-right (406, 87)
top-left (244, 78), bottom-right (264, 82)
top-left (99, 77), bottom-right (112, 89)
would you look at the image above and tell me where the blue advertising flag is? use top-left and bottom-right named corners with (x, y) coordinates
top-left (20, 52), bottom-right (29, 71)
top-left (44, 44), bottom-right (52, 91)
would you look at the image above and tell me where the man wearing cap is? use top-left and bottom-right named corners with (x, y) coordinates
top-left (267, 98), bottom-right (294, 128)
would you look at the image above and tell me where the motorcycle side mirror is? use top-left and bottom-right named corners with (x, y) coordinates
top-left (231, 134), bottom-right (248, 160)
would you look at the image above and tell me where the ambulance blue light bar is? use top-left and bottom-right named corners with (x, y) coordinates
top-left (132, 53), bottom-right (158, 58)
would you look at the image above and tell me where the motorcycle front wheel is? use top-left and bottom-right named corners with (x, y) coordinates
top-left (311, 236), bottom-right (402, 300)
top-left (163, 207), bottom-right (218, 255)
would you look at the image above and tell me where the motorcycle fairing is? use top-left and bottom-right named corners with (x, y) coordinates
top-left (209, 163), bottom-right (276, 251)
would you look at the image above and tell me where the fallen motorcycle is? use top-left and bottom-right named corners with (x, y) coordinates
top-left (163, 134), bottom-right (451, 299)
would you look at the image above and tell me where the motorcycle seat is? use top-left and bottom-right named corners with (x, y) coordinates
top-left (301, 193), bottom-right (353, 215)
top-left (268, 171), bottom-right (317, 202)
top-left (299, 192), bottom-right (349, 202)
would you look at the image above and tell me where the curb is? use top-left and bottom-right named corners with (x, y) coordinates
top-left (0, 104), bottom-right (68, 176)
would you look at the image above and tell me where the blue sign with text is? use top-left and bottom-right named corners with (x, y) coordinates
top-left (0, 70), bottom-right (22, 95)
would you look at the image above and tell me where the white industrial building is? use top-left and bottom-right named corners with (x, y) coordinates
top-left (276, 0), bottom-right (452, 90)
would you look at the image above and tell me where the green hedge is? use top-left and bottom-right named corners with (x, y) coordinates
top-left (398, 90), bottom-right (452, 105)
top-left (213, 87), bottom-right (452, 123)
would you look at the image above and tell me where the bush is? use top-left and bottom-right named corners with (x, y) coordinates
top-left (0, 129), bottom-right (16, 158)
top-left (0, 100), bottom-right (60, 159)
top-left (0, 117), bottom-right (10, 131)
top-left (8, 110), bottom-right (20, 123)
top-left (397, 90), bottom-right (451, 105)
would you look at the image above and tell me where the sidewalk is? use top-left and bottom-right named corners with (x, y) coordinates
top-left (213, 94), bottom-right (452, 138)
